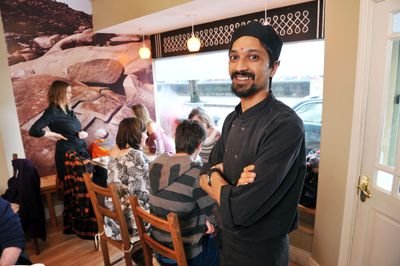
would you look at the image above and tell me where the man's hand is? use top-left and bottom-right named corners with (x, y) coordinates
top-left (205, 219), bottom-right (215, 234)
top-left (200, 169), bottom-right (228, 205)
top-left (0, 247), bottom-right (21, 266)
top-left (236, 164), bottom-right (256, 186)
top-left (200, 164), bottom-right (256, 204)
top-left (213, 163), bottom-right (224, 172)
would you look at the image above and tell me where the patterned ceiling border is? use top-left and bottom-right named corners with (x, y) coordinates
top-left (150, 0), bottom-right (324, 58)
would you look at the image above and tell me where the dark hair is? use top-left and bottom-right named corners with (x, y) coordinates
top-left (175, 120), bottom-right (206, 155)
top-left (48, 80), bottom-right (70, 107)
top-left (188, 107), bottom-right (214, 129)
top-left (260, 42), bottom-right (274, 68)
top-left (260, 41), bottom-right (279, 91)
top-left (115, 117), bottom-right (146, 150)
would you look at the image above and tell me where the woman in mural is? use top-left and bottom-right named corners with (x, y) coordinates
top-left (29, 80), bottom-right (89, 182)
top-left (131, 103), bottom-right (175, 155)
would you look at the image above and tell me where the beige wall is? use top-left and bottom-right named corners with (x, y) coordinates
top-left (0, 17), bottom-right (25, 193)
top-left (312, 0), bottom-right (360, 265)
top-left (92, 0), bottom-right (191, 31)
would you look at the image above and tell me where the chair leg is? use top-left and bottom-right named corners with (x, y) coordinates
top-left (33, 238), bottom-right (40, 255)
top-left (142, 245), bottom-right (154, 266)
top-left (100, 238), bottom-right (111, 266)
top-left (124, 251), bottom-right (133, 266)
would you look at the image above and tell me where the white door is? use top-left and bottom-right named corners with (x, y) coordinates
top-left (350, 0), bottom-right (400, 265)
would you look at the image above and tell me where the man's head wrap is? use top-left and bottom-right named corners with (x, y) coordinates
top-left (229, 21), bottom-right (283, 63)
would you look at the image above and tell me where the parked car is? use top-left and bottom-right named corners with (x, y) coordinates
top-left (292, 96), bottom-right (323, 154)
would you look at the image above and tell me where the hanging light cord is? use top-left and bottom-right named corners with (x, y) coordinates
top-left (191, 16), bottom-right (195, 37)
top-left (264, 0), bottom-right (267, 21)
top-left (264, 0), bottom-right (269, 25)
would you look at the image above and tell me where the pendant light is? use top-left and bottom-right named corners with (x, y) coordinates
top-left (263, 0), bottom-right (269, 25)
top-left (139, 31), bottom-right (151, 59)
top-left (187, 15), bottom-right (201, 52)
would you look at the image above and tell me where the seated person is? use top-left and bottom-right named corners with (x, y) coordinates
top-left (91, 128), bottom-right (115, 188)
top-left (188, 107), bottom-right (221, 163)
top-left (0, 197), bottom-right (26, 266)
top-left (132, 103), bottom-right (175, 155)
top-left (104, 117), bottom-right (150, 242)
top-left (149, 120), bottom-right (219, 266)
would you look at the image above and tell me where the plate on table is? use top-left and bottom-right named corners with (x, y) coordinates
top-left (92, 156), bottom-right (110, 168)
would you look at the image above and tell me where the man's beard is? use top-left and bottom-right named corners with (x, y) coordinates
top-left (231, 83), bottom-right (261, 98)
top-left (230, 71), bottom-right (263, 98)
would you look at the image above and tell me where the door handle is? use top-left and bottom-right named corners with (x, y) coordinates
top-left (357, 176), bottom-right (372, 202)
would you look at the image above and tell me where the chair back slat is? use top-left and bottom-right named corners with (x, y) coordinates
top-left (134, 204), bottom-right (170, 232)
top-left (83, 173), bottom-right (141, 266)
top-left (129, 195), bottom-right (188, 266)
top-left (96, 205), bottom-right (119, 221)
top-left (143, 234), bottom-right (176, 258)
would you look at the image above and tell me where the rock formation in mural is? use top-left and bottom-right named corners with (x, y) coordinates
top-left (1, 0), bottom-right (155, 176)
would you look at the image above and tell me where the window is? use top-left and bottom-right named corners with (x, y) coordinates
top-left (154, 40), bottom-right (325, 144)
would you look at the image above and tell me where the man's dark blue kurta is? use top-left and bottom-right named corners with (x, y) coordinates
top-left (208, 95), bottom-right (306, 265)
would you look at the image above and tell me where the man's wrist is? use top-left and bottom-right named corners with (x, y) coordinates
top-left (206, 168), bottom-right (224, 186)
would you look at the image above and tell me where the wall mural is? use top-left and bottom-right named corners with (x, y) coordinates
top-left (0, 0), bottom-right (155, 176)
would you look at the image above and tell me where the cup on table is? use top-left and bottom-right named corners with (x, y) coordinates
top-left (100, 156), bottom-right (109, 164)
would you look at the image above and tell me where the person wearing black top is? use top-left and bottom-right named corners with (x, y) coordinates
top-left (199, 22), bottom-right (306, 266)
top-left (29, 80), bottom-right (89, 181)
top-left (0, 197), bottom-right (25, 266)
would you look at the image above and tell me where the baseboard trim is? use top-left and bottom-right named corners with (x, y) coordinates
top-left (290, 245), bottom-right (320, 266)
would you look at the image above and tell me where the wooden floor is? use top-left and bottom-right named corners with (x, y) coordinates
top-left (26, 218), bottom-right (301, 266)
top-left (25, 220), bottom-right (129, 266)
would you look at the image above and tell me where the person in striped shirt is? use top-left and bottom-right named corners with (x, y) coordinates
top-left (149, 119), bottom-right (219, 266)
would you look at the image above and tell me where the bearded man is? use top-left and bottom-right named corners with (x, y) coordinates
top-left (200, 21), bottom-right (307, 266)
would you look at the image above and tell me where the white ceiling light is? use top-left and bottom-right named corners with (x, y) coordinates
top-left (139, 31), bottom-right (151, 59)
top-left (187, 15), bottom-right (201, 52)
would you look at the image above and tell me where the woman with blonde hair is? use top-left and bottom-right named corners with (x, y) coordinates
top-left (131, 103), bottom-right (175, 154)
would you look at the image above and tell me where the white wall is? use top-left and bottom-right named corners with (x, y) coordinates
top-left (0, 17), bottom-right (25, 193)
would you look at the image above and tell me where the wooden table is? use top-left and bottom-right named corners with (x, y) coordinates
top-left (40, 174), bottom-right (57, 227)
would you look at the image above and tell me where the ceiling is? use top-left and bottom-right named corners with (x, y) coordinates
top-left (98, 0), bottom-right (311, 35)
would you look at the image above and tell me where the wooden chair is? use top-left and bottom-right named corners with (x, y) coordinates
top-left (83, 173), bottom-right (141, 266)
top-left (129, 195), bottom-right (188, 266)
top-left (4, 154), bottom-right (46, 255)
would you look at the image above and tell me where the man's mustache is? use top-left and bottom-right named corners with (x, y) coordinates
top-left (231, 71), bottom-right (255, 80)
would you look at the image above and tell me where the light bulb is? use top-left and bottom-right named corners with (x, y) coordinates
top-left (139, 46), bottom-right (151, 59)
top-left (139, 32), bottom-right (151, 59)
top-left (187, 33), bottom-right (201, 52)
